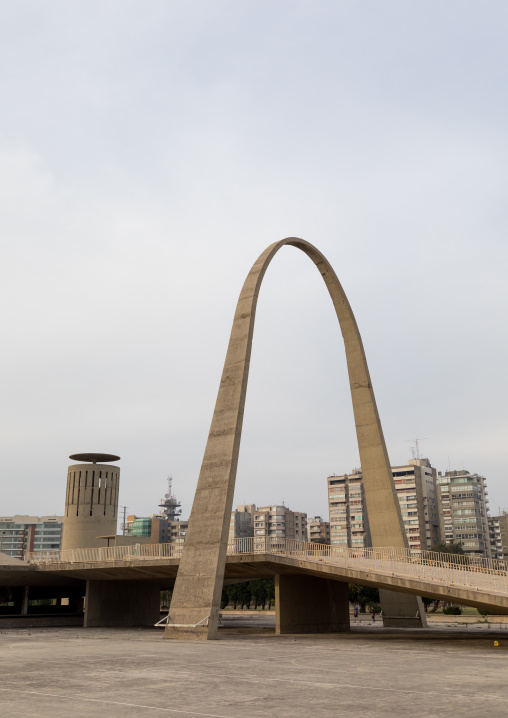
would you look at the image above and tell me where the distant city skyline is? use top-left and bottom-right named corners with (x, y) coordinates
top-left (1, 3), bottom-right (507, 520)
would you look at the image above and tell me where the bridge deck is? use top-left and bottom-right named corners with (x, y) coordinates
top-left (16, 538), bottom-right (508, 614)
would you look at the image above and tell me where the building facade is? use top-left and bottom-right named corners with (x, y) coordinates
top-left (229, 504), bottom-right (255, 541)
top-left (328, 470), bottom-right (370, 548)
top-left (253, 505), bottom-right (307, 541)
top-left (307, 516), bottom-right (331, 543)
top-left (436, 470), bottom-right (491, 558)
top-left (0, 516), bottom-right (64, 560)
top-left (328, 458), bottom-right (440, 551)
top-left (392, 458), bottom-right (440, 551)
top-left (489, 512), bottom-right (508, 560)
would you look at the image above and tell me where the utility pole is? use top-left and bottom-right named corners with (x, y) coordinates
top-left (120, 506), bottom-right (129, 535)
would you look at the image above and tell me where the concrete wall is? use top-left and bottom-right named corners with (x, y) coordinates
top-left (275, 573), bottom-right (350, 634)
top-left (62, 463), bottom-right (120, 550)
top-left (84, 580), bottom-right (161, 627)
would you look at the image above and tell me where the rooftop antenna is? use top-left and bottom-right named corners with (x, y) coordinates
top-left (406, 437), bottom-right (428, 460)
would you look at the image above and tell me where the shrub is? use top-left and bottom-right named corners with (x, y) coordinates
top-left (443, 605), bottom-right (462, 615)
top-left (477, 608), bottom-right (493, 616)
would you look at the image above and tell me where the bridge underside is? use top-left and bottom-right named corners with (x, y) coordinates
top-left (1, 552), bottom-right (507, 630)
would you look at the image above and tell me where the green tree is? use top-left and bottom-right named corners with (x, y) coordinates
top-left (249, 579), bottom-right (267, 609)
top-left (430, 542), bottom-right (465, 556)
top-left (348, 584), bottom-right (379, 612)
top-left (236, 582), bottom-right (251, 609)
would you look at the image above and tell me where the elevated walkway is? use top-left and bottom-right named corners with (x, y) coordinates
top-left (26, 537), bottom-right (508, 615)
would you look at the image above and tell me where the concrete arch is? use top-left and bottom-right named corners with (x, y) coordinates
top-left (166, 238), bottom-right (424, 639)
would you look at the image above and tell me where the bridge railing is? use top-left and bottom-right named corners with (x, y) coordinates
top-left (26, 542), bottom-right (185, 564)
top-left (26, 537), bottom-right (508, 595)
top-left (238, 537), bottom-right (508, 594)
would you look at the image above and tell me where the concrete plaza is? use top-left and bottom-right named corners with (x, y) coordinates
top-left (0, 623), bottom-right (507, 718)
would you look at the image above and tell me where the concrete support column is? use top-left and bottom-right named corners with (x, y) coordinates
top-left (275, 574), bottom-right (350, 634)
top-left (21, 586), bottom-right (29, 616)
top-left (84, 580), bottom-right (161, 627)
top-left (379, 589), bottom-right (427, 628)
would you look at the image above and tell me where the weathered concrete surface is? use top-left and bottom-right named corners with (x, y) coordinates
top-left (379, 586), bottom-right (428, 628)
top-left (166, 238), bottom-right (422, 640)
top-left (1, 627), bottom-right (508, 717)
top-left (61, 462), bottom-right (121, 550)
top-left (84, 579), bottom-right (161, 627)
top-left (275, 574), bottom-right (350, 633)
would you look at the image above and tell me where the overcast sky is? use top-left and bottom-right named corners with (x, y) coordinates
top-left (1, 1), bottom-right (507, 527)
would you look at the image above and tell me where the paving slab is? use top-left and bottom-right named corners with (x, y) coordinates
top-left (0, 626), bottom-right (507, 718)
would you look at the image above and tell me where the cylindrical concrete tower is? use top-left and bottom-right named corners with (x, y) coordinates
top-left (61, 453), bottom-right (120, 550)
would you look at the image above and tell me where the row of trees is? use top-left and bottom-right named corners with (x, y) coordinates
top-left (221, 579), bottom-right (275, 610)
top-left (219, 580), bottom-right (381, 612)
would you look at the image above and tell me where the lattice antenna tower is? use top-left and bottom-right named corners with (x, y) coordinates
top-left (159, 475), bottom-right (182, 522)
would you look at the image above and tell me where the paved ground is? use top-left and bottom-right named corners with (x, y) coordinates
top-left (0, 623), bottom-right (507, 718)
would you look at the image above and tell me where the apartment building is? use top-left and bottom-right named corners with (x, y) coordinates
top-left (328, 469), bottom-right (370, 548)
top-left (436, 470), bottom-right (491, 558)
top-left (253, 505), bottom-right (307, 541)
top-left (229, 504), bottom-right (255, 541)
top-left (328, 458), bottom-right (440, 551)
top-left (0, 516), bottom-right (64, 560)
top-left (392, 458), bottom-right (440, 550)
top-left (307, 516), bottom-right (331, 543)
top-left (489, 512), bottom-right (508, 560)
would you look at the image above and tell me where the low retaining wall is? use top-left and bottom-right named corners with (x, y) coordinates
top-left (0, 615), bottom-right (83, 628)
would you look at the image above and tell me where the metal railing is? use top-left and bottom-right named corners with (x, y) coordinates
top-left (26, 537), bottom-right (508, 597)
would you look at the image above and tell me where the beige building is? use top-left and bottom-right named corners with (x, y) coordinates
top-left (253, 505), bottom-right (307, 541)
top-left (436, 470), bottom-right (491, 558)
top-left (307, 516), bottom-right (331, 543)
top-left (328, 458), bottom-right (440, 551)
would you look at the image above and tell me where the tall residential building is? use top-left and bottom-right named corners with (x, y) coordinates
top-left (229, 504), bottom-right (255, 541)
top-left (307, 516), bottom-right (331, 543)
top-left (328, 469), bottom-right (370, 548)
top-left (253, 505), bottom-right (307, 540)
top-left (0, 516), bottom-right (64, 560)
top-left (328, 458), bottom-right (440, 551)
top-left (392, 458), bottom-right (440, 550)
top-left (435, 470), bottom-right (491, 558)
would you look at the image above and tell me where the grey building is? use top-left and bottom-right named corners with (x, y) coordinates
top-left (253, 505), bottom-right (307, 541)
top-left (489, 512), bottom-right (508, 560)
top-left (229, 504), bottom-right (255, 541)
top-left (436, 470), bottom-right (491, 558)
